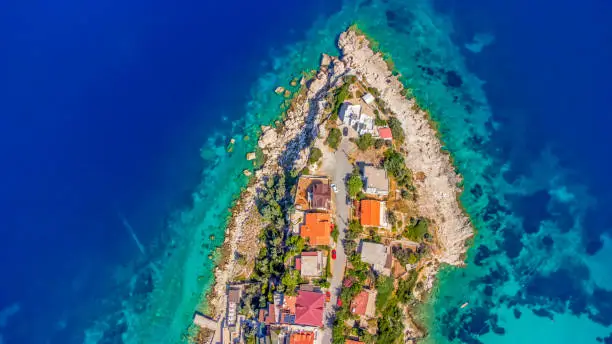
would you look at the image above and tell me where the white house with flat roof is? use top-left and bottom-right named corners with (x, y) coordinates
top-left (362, 165), bottom-right (390, 197)
top-left (359, 241), bottom-right (392, 276)
top-left (340, 102), bottom-right (374, 135)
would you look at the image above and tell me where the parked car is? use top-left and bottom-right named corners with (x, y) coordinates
top-left (326, 291), bottom-right (331, 302)
top-left (337, 299), bottom-right (343, 307)
top-left (342, 127), bottom-right (349, 136)
top-left (331, 183), bottom-right (338, 193)
top-left (331, 249), bottom-right (337, 260)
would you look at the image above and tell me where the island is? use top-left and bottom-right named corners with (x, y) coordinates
top-left (190, 26), bottom-right (474, 344)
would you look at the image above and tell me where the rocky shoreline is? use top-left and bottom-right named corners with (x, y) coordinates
top-left (199, 28), bottom-right (474, 342)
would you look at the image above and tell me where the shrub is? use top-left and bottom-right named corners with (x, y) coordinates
top-left (347, 174), bottom-right (363, 198)
top-left (377, 300), bottom-right (405, 344)
top-left (387, 117), bottom-right (405, 144)
top-left (383, 149), bottom-right (413, 189)
top-left (403, 218), bottom-right (429, 241)
top-left (326, 128), bottom-right (342, 149)
top-left (356, 133), bottom-right (374, 151)
top-left (375, 276), bottom-right (394, 311)
top-left (374, 114), bottom-right (387, 126)
top-left (374, 138), bottom-right (385, 149)
top-left (309, 147), bottom-right (322, 164)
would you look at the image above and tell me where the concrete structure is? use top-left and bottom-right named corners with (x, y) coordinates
top-left (340, 103), bottom-right (362, 126)
top-left (359, 200), bottom-right (388, 228)
top-left (362, 166), bottom-right (389, 196)
top-left (361, 92), bottom-right (375, 105)
top-left (193, 312), bottom-right (217, 330)
top-left (359, 241), bottom-right (392, 276)
top-left (299, 251), bottom-right (324, 278)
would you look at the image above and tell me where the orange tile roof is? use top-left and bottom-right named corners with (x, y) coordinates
top-left (283, 295), bottom-right (297, 314)
top-left (290, 332), bottom-right (315, 344)
top-left (300, 213), bottom-right (332, 246)
top-left (360, 200), bottom-right (381, 227)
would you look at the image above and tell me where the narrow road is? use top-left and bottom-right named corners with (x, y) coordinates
top-left (321, 139), bottom-right (353, 344)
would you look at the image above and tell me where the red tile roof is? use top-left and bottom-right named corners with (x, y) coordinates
top-left (378, 127), bottom-right (393, 140)
top-left (350, 290), bottom-right (369, 316)
top-left (346, 340), bottom-right (366, 344)
top-left (295, 291), bottom-right (325, 327)
top-left (360, 200), bottom-right (382, 227)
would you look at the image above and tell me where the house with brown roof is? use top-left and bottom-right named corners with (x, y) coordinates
top-left (349, 289), bottom-right (377, 318)
top-left (300, 213), bottom-right (332, 246)
top-left (311, 183), bottom-right (331, 211)
top-left (360, 200), bottom-right (388, 228)
top-left (294, 176), bottom-right (331, 211)
top-left (295, 290), bottom-right (325, 327)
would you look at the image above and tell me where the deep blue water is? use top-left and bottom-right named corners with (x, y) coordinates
top-left (1, 0), bottom-right (611, 343)
top-left (0, 0), bottom-right (341, 342)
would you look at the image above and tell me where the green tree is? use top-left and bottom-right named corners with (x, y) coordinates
top-left (356, 133), bottom-right (374, 151)
top-left (347, 174), bottom-right (363, 198)
top-left (387, 117), bottom-right (405, 144)
top-left (377, 301), bottom-right (405, 344)
top-left (309, 147), bottom-right (322, 164)
top-left (374, 138), bottom-right (385, 149)
top-left (281, 269), bottom-right (301, 295)
top-left (326, 128), bottom-right (342, 150)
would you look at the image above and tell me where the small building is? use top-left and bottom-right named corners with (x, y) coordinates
top-left (311, 182), bottom-right (331, 211)
top-left (340, 102), bottom-right (375, 135)
top-left (360, 200), bottom-right (388, 228)
top-left (294, 176), bottom-right (331, 211)
top-left (350, 289), bottom-right (377, 318)
top-left (359, 241), bottom-right (392, 276)
top-left (362, 166), bottom-right (389, 197)
top-left (377, 127), bottom-right (393, 141)
top-left (361, 92), bottom-right (375, 105)
top-left (299, 251), bottom-right (324, 278)
top-left (226, 286), bottom-right (243, 326)
top-left (295, 290), bottom-right (325, 327)
top-left (340, 103), bottom-right (362, 126)
top-left (289, 331), bottom-right (316, 344)
top-left (346, 340), bottom-right (366, 344)
top-left (300, 213), bottom-right (332, 246)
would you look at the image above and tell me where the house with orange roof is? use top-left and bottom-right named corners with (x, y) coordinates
top-left (300, 213), bottom-right (332, 246)
top-left (289, 331), bottom-right (316, 344)
top-left (360, 200), bottom-right (388, 228)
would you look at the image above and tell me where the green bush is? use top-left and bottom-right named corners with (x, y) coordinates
top-left (330, 82), bottom-right (352, 121)
top-left (383, 149), bottom-right (413, 189)
top-left (374, 114), bottom-right (387, 126)
top-left (387, 117), bottom-right (405, 144)
top-left (374, 138), bottom-right (385, 149)
top-left (308, 147), bottom-right (322, 164)
top-left (377, 300), bottom-right (405, 344)
top-left (356, 133), bottom-right (374, 151)
top-left (347, 173), bottom-right (363, 198)
top-left (403, 218), bottom-right (429, 241)
top-left (375, 276), bottom-right (394, 311)
top-left (326, 128), bottom-right (342, 150)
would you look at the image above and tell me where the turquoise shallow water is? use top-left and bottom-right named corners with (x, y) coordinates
top-left (87, 0), bottom-right (612, 342)
top-left (2, 0), bottom-right (609, 343)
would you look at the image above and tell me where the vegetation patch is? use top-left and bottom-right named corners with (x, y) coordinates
top-left (308, 147), bottom-right (322, 165)
top-left (326, 128), bottom-right (342, 150)
top-left (356, 133), bottom-right (374, 151)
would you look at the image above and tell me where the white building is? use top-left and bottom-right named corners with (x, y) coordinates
top-left (362, 92), bottom-right (375, 105)
top-left (339, 102), bottom-right (375, 135)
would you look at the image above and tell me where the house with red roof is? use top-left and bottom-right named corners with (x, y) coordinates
top-left (295, 290), bottom-right (325, 327)
top-left (289, 331), bottom-right (316, 344)
top-left (377, 127), bottom-right (393, 140)
top-left (350, 289), bottom-right (377, 318)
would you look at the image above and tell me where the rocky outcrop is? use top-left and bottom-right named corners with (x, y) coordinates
top-left (338, 29), bottom-right (473, 268)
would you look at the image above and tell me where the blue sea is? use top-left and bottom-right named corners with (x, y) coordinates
top-left (1, 0), bottom-right (610, 343)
